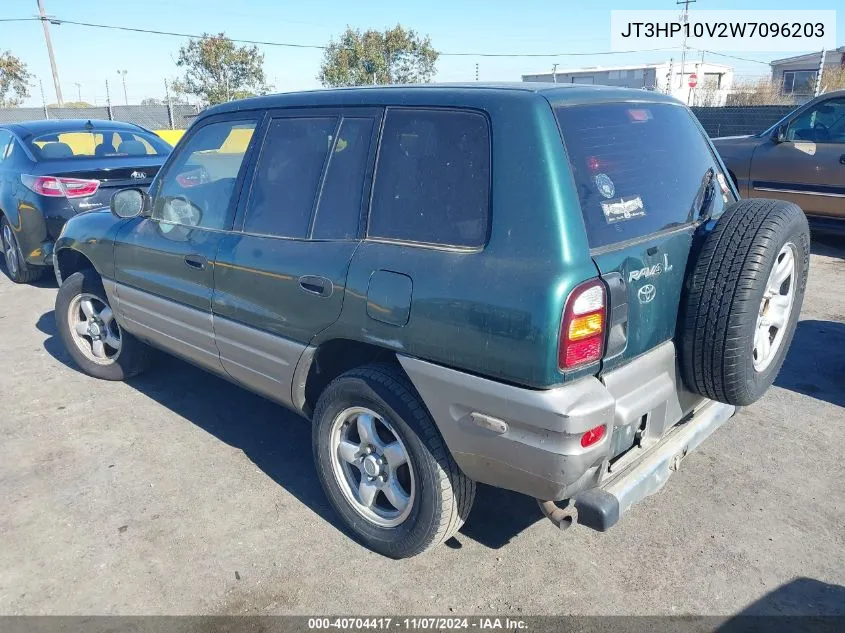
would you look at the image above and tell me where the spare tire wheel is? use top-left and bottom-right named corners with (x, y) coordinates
top-left (679, 199), bottom-right (810, 406)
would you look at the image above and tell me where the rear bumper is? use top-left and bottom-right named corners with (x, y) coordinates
top-left (398, 341), bottom-right (733, 508)
top-left (573, 399), bottom-right (735, 530)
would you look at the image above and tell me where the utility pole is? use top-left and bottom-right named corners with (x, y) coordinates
top-left (814, 48), bottom-right (826, 96)
top-left (38, 79), bottom-right (48, 119)
top-left (164, 78), bottom-right (174, 130)
top-left (677, 0), bottom-right (696, 89)
top-left (117, 70), bottom-right (128, 105)
top-left (36, 0), bottom-right (63, 105)
top-left (105, 79), bottom-right (113, 120)
top-left (74, 82), bottom-right (81, 102)
top-left (552, 63), bottom-right (559, 83)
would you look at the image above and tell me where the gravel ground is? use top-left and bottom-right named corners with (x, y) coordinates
top-left (0, 236), bottom-right (843, 616)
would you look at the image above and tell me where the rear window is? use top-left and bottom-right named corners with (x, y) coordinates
top-left (555, 102), bottom-right (731, 249)
top-left (29, 129), bottom-right (171, 159)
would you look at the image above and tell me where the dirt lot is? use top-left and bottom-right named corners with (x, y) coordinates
top-left (0, 237), bottom-right (843, 617)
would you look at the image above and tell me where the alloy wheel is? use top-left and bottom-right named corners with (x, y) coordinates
top-left (328, 406), bottom-right (415, 528)
top-left (753, 242), bottom-right (797, 372)
top-left (67, 293), bottom-right (122, 365)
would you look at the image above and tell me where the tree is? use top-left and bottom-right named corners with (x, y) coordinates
top-left (172, 33), bottom-right (269, 105)
top-left (318, 25), bottom-right (438, 87)
top-left (141, 97), bottom-right (163, 106)
top-left (819, 65), bottom-right (845, 94)
top-left (725, 78), bottom-right (793, 106)
top-left (0, 51), bottom-right (32, 107)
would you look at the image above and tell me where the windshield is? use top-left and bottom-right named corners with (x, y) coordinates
top-left (555, 101), bottom-right (735, 249)
top-left (29, 129), bottom-right (171, 160)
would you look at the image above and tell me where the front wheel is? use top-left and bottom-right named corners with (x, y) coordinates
top-left (312, 364), bottom-right (475, 558)
top-left (55, 269), bottom-right (150, 380)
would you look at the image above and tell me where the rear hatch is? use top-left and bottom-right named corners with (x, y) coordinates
top-left (554, 101), bottom-right (734, 372)
top-left (40, 157), bottom-right (164, 212)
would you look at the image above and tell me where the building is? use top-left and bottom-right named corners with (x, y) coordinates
top-left (770, 47), bottom-right (845, 99)
top-left (522, 61), bottom-right (735, 106)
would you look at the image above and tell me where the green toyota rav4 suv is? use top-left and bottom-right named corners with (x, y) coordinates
top-left (52, 84), bottom-right (809, 558)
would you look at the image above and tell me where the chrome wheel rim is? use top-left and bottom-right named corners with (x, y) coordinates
top-left (328, 406), bottom-right (415, 528)
top-left (67, 293), bottom-right (122, 365)
top-left (2, 224), bottom-right (18, 277)
top-left (753, 243), bottom-right (796, 373)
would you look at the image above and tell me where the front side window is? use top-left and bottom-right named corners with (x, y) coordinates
top-left (369, 109), bottom-right (490, 248)
top-left (787, 97), bottom-right (845, 144)
top-left (243, 117), bottom-right (337, 239)
top-left (29, 129), bottom-right (171, 159)
top-left (153, 119), bottom-right (256, 231)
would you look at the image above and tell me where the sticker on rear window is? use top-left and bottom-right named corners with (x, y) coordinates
top-left (594, 173), bottom-right (615, 199)
top-left (601, 196), bottom-right (646, 224)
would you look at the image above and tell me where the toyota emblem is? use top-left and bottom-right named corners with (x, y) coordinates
top-left (637, 284), bottom-right (656, 304)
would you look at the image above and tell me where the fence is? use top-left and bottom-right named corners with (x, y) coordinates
top-left (0, 103), bottom-right (796, 141)
top-left (691, 105), bottom-right (795, 138)
top-left (0, 104), bottom-right (201, 130)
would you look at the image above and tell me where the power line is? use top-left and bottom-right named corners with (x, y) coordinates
top-left (2, 17), bottom-right (678, 58)
top-left (693, 49), bottom-right (771, 66)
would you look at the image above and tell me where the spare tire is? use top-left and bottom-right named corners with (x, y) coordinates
top-left (679, 199), bottom-right (810, 406)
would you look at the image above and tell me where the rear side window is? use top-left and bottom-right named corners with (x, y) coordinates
top-left (244, 117), bottom-right (337, 239)
top-left (556, 103), bottom-right (731, 249)
top-left (312, 117), bottom-right (375, 240)
top-left (369, 109), bottom-right (490, 248)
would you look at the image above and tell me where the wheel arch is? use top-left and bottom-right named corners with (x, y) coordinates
top-left (298, 338), bottom-right (407, 419)
top-left (55, 247), bottom-right (98, 284)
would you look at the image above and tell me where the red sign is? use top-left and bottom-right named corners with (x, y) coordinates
top-left (688, 73), bottom-right (698, 88)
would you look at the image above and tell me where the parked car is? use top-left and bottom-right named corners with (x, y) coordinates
top-left (713, 90), bottom-right (845, 234)
top-left (51, 85), bottom-right (809, 558)
top-left (0, 119), bottom-right (171, 283)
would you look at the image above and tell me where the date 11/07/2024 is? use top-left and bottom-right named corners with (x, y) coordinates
top-left (308, 617), bottom-right (528, 630)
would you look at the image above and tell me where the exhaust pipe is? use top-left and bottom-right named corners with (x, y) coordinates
top-left (537, 499), bottom-right (578, 531)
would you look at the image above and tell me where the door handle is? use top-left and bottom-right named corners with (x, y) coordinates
top-left (184, 254), bottom-right (207, 270)
top-left (298, 275), bottom-right (333, 298)
top-left (840, 154), bottom-right (845, 165)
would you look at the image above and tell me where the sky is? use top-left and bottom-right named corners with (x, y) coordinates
top-left (2, 0), bottom-right (843, 107)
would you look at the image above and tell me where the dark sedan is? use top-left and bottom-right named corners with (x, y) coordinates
top-left (0, 119), bottom-right (171, 283)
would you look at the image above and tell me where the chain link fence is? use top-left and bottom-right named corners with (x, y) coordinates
top-left (691, 105), bottom-right (795, 138)
top-left (0, 102), bottom-right (797, 139)
top-left (0, 104), bottom-right (201, 130)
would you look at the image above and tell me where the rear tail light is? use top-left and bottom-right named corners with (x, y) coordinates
top-left (559, 278), bottom-right (607, 370)
top-left (21, 175), bottom-right (100, 199)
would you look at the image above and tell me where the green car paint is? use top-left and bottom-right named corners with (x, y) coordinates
top-left (54, 84), bottom-right (733, 391)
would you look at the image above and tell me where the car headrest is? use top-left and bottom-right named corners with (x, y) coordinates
top-left (117, 140), bottom-right (147, 156)
top-left (40, 142), bottom-right (74, 159)
top-left (94, 143), bottom-right (115, 156)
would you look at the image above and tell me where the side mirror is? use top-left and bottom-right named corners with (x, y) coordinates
top-left (111, 188), bottom-right (148, 219)
top-left (774, 123), bottom-right (789, 143)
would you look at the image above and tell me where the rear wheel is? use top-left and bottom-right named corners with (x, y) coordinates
top-left (56, 269), bottom-right (150, 380)
top-left (1, 216), bottom-right (43, 284)
top-left (312, 364), bottom-right (475, 558)
top-left (679, 199), bottom-right (810, 406)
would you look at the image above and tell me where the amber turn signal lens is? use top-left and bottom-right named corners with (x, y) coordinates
top-left (568, 312), bottom-right (604, 341)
